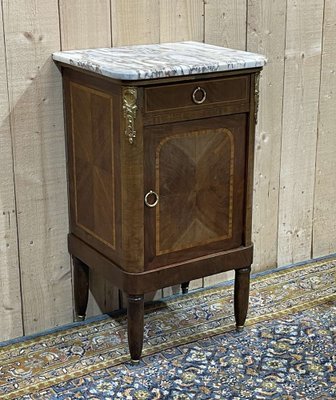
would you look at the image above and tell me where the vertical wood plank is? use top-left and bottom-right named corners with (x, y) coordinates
top-left (2, 0), bottom-right (72, 334)
top-left (59, 0), bottom-right (111, 50)
top-left (163, 279), bottom-right (203, 298)
top-left (111, 0), bottom-right (160, 46)
top-left (85, 274), bottom-right (107, 319)
top-left (202, 271), bottom-right (235, 291)
top-left (159, 0), bottom-right (204, 42)
top-left (86, 272), bottom-right (119, 318)
top-left (277, 0), bottom-right (324, 265)
top-left (247, 0), bottom-right (287, 271)
top-left (203, 0), bottom-right (246, 288)
top-left (59, 0), bottom-right (119, 317)
top-left (159, 0), bottom-right (204, 296)
top-left (313, 0), bottom-right (336, 258)
top-left (0, 2), bottom-right (22, 341)
top-left (204, 0), bottom-right (246, 50)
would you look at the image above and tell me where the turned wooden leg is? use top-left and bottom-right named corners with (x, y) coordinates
top-left (234, 266), bottom-right (251, 332)
top-left (181, 281), bottom-right (190, 294)
top-left (73, 256), bottom-right (89, 322)
top-left (127, 294), bottom-right (144, 362)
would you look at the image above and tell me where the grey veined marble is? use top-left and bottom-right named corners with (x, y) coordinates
top-left (52, 41), bottom-right (266, 81)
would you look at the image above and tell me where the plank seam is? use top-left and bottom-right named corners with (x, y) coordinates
top-left (245, 0), bottom-right (248, 51)
top-left (0, 0), bottom-right (24, 335)
top-left (110, 0), bottom-right (113, 46)
top-left (277, 0), bottom-right (289, 267)
top-left (202, 0), bottom-right (205, 43)
top-left (57, 0), bottom-right (63, 50)
top-left (158, 0), bottom-right (162, 43)
top-left (311, 0), bottom-right (327, 259)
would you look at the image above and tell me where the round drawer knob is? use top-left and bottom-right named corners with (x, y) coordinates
top-left (144, 190), bottom-right (159, 208)
top-left (192, 87), bottom-right (207, 104)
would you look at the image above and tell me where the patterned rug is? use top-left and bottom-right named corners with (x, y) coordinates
top-left (0, 257), bottom-right (335, 399)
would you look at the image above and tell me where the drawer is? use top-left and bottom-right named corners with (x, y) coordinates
top-left (145, 75), bottom-right (250, 113)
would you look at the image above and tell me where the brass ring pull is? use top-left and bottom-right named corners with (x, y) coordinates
top-left (144, 190), bottom-right (159, 208)
top-left (192, 87), bottom-right (207, 104)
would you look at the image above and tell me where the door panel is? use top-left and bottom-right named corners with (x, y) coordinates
top-left (144, 115), bottom-right (247, 270)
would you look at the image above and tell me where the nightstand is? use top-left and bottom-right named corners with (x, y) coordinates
top-left (53, 41), bottom-right (266, 361)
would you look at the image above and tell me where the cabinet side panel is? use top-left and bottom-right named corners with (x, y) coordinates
top-left (243, 73), bottom-right (257, 247)
top-left (64, 73), bottom-right (122, 269)
top-left (70, 83), bottom-right (116, 249)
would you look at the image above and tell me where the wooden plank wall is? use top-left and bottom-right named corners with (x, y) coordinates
top-left (246, 0), bottom-right (286, 271)
top-left (278, 0), bottom-right (324, 266)
top-left (2, 0), bottom-right (72, 337)
top-left (313, 0), bottom-right (336, 257)
top-left (0, 2), bottom-right (22, 341)
top-left (0, 0), bottom-right (335, 341)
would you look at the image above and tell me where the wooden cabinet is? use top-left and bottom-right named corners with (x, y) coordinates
top-left (54, 42), bottom-right (265, 361)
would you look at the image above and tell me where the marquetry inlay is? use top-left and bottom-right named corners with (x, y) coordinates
top-left (155, 128), bottom-right (234, 255)
top-left (70, 82), bottom-right (116, 249)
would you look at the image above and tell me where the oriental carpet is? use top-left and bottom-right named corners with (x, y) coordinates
top-left (0, 257), bottom-right (335, 399)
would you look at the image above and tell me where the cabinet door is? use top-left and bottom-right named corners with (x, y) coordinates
top-left (144, 114), bottom-right (247, 270)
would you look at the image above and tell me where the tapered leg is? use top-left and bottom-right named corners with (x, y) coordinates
top-left (181, 281), bottom-right (190, 294)
top-left (234, 266), bottom-right (251, 331)
top-left (127, 294), bottom-right (144, 362)
top-left (73, 256), bottom-right (89, 322)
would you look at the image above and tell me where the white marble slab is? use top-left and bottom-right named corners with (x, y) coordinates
top-left (52, 41), bottom-right (266, 81)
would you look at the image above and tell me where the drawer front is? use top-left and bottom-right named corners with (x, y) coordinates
top-left (145, 76), bottom-right (250, 113)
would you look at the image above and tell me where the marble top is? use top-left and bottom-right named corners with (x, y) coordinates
top-left (52, 41), bottom-right (266, 81)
